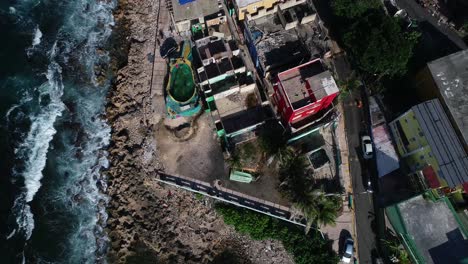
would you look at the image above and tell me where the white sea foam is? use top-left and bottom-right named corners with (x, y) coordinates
top-left (10, 195), bottom-right (35, 240)
top-left (19, 60), bottom-right (65, 203)
top-left (8, 39), bottom-right (65, 242)
top-left (32, 26), bottom-right (42, 47)
top-left (8, 0), bottom-right (116, 262)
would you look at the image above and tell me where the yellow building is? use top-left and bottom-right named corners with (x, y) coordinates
top-left (235, 0), bottom-right (308, 20)
top-left (389, 99), bottom-right (468, 193)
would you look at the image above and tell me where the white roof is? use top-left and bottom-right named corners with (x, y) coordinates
top-left (235, 0), bottom-right (262, 8)
top-left (373, 125), bottom-right (399, 178)
top-left (369, 96), bottom-right (399, 177)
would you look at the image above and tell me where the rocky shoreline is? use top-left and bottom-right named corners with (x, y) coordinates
top-left (104, 0), bottom-right (294, 263)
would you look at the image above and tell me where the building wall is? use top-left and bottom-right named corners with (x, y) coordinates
top-left (236, 0), bottom-right (306, 20)
top-left (389, 109), bottom-right (447, 189)
top-left (272, 82), bottom-right (293, 123)
top-left (273, 82), bottom-right (338, 126)
top-left (414, 66), bottom-right (467, 152)
top-left (289, 93), bottom-right (337, 124)
top-left (243, 22), bottom-right (264, 77)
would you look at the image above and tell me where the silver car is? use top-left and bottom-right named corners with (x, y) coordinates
top-left (342, 238), bottom-right (354, 263)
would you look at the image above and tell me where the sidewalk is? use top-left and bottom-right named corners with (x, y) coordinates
top-left (320, 101), bottom-right (358, 262)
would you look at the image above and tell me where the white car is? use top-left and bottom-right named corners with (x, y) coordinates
top-left (342, 238), bottom-right (354, 263)
top-left (361, 135), bottom-right (373, 159)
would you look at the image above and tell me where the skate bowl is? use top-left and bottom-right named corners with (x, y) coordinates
top-left (167, 60), bottom-right (196, 104)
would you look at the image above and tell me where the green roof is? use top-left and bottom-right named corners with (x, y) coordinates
top-left (385, 193), bottom-right (468, 264)
top-left (229, 170), bottom-right (253, 183)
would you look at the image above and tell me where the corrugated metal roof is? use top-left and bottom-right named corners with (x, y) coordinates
top-left (413, 99), bottom-right (468, 188)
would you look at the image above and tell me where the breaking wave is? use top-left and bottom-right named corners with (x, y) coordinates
top-left (3, 0), bottom-right (116, 262)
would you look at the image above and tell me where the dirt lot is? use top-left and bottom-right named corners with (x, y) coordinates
top-left (155, 113), bottom-right (228, 182)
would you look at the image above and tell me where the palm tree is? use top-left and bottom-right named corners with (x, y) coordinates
top-left (227, 152), bottom-right (242, 170)
top-left (293, 190), bottom-right (320, 234)
top-left (278, 147), bottom-right (310, 200)
top-left (294, 191), bottom-right (340, 234)
top-left (313, 195), bottom-right (340, 228)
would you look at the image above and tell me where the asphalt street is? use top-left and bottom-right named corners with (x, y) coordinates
top-left (393, 0), bottom-right (467, 50)
top-left (343, 89), bottom-right (377, 264)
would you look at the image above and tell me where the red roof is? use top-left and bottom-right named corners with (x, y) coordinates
top-left (422, 166), bottom-right (441, 189)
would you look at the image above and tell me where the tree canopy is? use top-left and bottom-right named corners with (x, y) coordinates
top-left (342, 12), bottom-right (420, 78)
top-left (331, 0), bottom-right (382, 18)
top-left (331, 0), bottom-right (420, 81)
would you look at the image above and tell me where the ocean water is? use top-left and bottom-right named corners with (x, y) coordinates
top-left (0, 0), bottom-right (115, 263)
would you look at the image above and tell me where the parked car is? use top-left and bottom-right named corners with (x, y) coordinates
top-left (361, 135), bottom-right (373, 159)
top-left (342, 238), bottom-right (354, 263)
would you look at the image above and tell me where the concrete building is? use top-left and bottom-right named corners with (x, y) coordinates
top-left (389, 99), bottom-right (468, 193)
top-left (168, 0), bottom-right (221, 35)
top-left (369, 96), bottom-right (400, 178)
top-left (205, 12), bottom-right (232, 40)
top-left (385, 193), bottom-right (468, 264)
top-left (234, 0), bottom-right (316, 21)
top-left (272, 59), bottom-right (339, 129)
top-left (194, 35), bottom-right (272, 146)
top-left (415, 49), bottom-right (468, 151)
top-left (241, 0), bottom-right (323, 78)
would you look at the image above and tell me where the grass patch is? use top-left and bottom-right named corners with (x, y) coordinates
top-left (195, 193), bottom-right (204, 200)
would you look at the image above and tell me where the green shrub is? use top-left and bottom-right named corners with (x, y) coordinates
top-left (195, 193), bottom-right (204, 200)
top-left (214, 203), bottom-right (339, 264)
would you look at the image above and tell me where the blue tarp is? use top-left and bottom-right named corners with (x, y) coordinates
top-left (179, 0), bottom-right (196, 5)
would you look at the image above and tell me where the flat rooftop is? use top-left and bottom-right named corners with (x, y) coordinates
top-left (278, 59), bottom-right (339, 109)
top-left (235, 0), bottom-right (262, 8)
top-left (249, 15), bottom-right (310, 72)
top-left (197, 38), bottom-right (228, 60)
top-left (222, 105), bottom-right (272, 134)
top-left (427, 49), bottom-right (468, 145)
top-left (172, 0), bottom-right (220, 22)
top-left (369, 97), bottom-right (399, 177)
top-left (216, 90), bottom-right (259, 118)
top-left (387, 195), bottom-right (468, 264)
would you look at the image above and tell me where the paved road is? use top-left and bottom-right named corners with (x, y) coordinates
top-left (342, 88), bottom-right (377, 264)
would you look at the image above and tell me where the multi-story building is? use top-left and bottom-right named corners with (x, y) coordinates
top-left (272, 59), bottom-right (339, 130)
top-left (414, 49), bottom-right (468, 151)
top-left (194, 35), bottom-right (272, 147)
top-left (385, 193), bottom-right (468, 264)
top-left (233, 0), bottom-right (315, 21)
top-left (240, 0), bottom-right (323, 78)
top-left (168, 0), bottom-right (221, 35)
top-left (389, 99), bottom-right (468, 193)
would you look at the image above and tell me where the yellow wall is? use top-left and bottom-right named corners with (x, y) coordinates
top-left (237, 0), bottom-right (277, 20)
top-left (237, 0), bottom-right (306, 20)
top-left (390, 110), bottom-right (447, 188)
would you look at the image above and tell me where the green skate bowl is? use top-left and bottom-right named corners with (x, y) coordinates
top-left (167, 60), bottom-right (196, 103)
